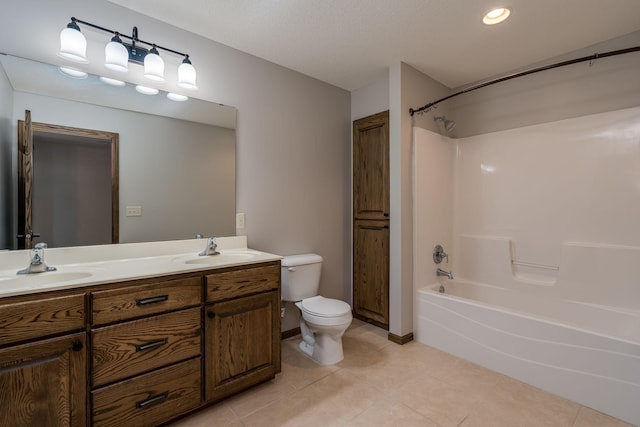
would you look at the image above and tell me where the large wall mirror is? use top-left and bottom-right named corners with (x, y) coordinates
top-left (0, 54), bottom-right (237, 250)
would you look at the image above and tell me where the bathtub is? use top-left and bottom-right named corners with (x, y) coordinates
top-left (416, 279), bottom-right (640, 425)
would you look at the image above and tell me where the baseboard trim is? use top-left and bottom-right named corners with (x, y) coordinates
top-left (388, 332), bottom-right (414, 345)
top-left (281, 327), bottom-right (301, 340)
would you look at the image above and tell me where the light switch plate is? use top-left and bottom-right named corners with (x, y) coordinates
top-left (236, 213), bottom-right (245, 229)
top-left (126, 206), bottom-right (142, 217)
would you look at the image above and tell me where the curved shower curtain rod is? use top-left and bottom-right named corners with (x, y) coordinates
top-left (409, 45), bottom-right (640, 117)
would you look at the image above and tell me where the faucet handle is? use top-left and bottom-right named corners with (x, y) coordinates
top-left (433, 244), bottom-right (448, 264)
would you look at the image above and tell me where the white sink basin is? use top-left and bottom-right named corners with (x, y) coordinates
top-left (174, 249), bottom-right (261, 265)
top-left (0, 271), bottom-right (93, 288)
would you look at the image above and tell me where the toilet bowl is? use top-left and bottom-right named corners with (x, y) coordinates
top-left (281, 254), bottom-right (353, 365)
top-left (295, 296), bottom-right (352, 365)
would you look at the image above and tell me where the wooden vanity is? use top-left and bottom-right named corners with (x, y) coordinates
top-left (0, 257), bottom-right (281, 427)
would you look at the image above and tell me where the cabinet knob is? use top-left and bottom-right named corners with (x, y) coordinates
top-left (72, 341), bottom-right (83, 352)
top-left (207, 311), bottom-right (215, 319)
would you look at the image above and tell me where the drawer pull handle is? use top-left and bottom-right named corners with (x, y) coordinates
top-left (72, 341), bottom-right (83, 352)
top-left (136, 295), bottom-right (169, 306)
top-left (135, 338), bottom-right (168, 352)
top-left (136, 392), bottom-right (169, 409)
top-left (207, 311), bottom-right (215, 319)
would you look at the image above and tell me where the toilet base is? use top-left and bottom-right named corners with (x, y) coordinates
top-left (299, 340), bottom-right (313, 357)
top-left (298, 319), bottom-right (349, 365)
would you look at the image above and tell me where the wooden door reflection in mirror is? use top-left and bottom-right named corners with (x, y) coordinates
top-left (18, 111), bottom-right (119, 249)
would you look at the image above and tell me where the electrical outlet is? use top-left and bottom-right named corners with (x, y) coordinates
top-left (126, 206), bottom-right (142, 217)
top-left (236, 213), bottom-right (245, 229)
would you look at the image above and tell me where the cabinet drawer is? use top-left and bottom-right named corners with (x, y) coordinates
top-left (92, 307), bottom-right (201, 387)
top-left (92, 357), bottom-right (201, 427)
top-left (91, 276), bottom-right (201, 326)
top-left (0, 293), bottom-right (85, 346)
top-left (206, 262), bottom-right (280, 303)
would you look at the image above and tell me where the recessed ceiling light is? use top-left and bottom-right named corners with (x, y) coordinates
top-left (135, 85), bottom-right (159, 95)
top-left (59, 66), bottom-right (88, 79)
top-left (167, 92), bottom-right (188, 102)
top-left (100, 76), bottom-right (126, 87)
top-left (483, 7), bottom-right (511, 25)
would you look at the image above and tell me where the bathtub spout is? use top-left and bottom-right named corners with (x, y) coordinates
top-left (436, 268), bottom-right (453, 280)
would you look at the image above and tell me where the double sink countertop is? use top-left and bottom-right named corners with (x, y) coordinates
top-left (0, 236), bottom-right (282, 298)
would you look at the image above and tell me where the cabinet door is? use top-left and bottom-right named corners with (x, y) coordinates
top-left (205, 291), bottom-right (280, 402)
top-left (0, 333), bottom-right (87, 427)
top-left (353, 220), bottom-right (389, 328)
top-left (353, 111), bottom-right (389, 220)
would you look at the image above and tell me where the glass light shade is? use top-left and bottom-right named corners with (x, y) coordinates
top-left (100, 76), bottom-right (126, 87)
top-left (105, 40), bottom-right (129, 72)
top-left (135, 85), bottom-right (159, 95)
top-left (144, 49), bottom-right (165, 82)
top-left (59, 27), bottom-right (88, 63)
top-left (167, 92), bottom-right (188, 102)
top-left (178, 61), bottom-right (197, 90)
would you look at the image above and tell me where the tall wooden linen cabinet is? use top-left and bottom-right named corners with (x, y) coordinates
top-left (352, 111), bottom-right (390, 329)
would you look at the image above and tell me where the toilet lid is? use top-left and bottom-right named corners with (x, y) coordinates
top-left (301, 296), bottom-right (351, 318)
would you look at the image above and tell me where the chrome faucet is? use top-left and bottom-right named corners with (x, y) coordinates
top-left (199, 237), bottom-right (220, 256)
top-left (17, 242), bottom-right (57, 275)
top-left (436, 268), bottom-right (453, 280)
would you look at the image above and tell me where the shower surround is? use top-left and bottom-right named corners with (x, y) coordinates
top-left (412, 106), bottom-right (640, 425)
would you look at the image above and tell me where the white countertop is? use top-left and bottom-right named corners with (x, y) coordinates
top-left (0, 236), bottom-right (282, 298)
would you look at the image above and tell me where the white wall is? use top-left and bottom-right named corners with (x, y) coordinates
top-left (351, 73), bottom-right (389, 122)
top-left (388, 62), bottom-right (450, 337)
top-left (0, 63), bottom-right (13, 249)
top-left (0, 0), bottom-right (351, 323)
top-left (448, 31), bottom-right (640, 138)
top-left (412, 127), bottom-right (453, 331)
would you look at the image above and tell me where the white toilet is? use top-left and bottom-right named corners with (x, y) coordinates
top-left (281, 254), bottom-right (352, 365)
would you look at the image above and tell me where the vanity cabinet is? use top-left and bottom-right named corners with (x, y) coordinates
top-left (0, 259), bottom-right (281, 426)
top-left (89, 275), bottom-right (203, 427)
top-left (204, 262), bottom-right (281, 402)
top-left (0, 292), bottom-right (87, 427)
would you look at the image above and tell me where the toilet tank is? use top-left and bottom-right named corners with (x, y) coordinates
top-left (281, 253), bottom-right (323, 301)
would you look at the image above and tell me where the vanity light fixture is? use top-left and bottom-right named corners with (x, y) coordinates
top-left (104, 33), bottom-right (129, 72)
top-left (144, 45), bottom-right (165, 82)
top-left (178, 56), bottom-right (197, 90)
top-left (58, 17), bottom-right (197, 88)
top-left (483, 7), bottom-right (511, 25)
top-left (58, 18), bottom-right (88, 63)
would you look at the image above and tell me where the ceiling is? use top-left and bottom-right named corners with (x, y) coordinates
top-left (107, 0), bottom-right (640, 91)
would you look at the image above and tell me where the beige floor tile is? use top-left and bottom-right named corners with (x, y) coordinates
top-left (340, 347), bottom-right (421, 392)
top-left (431, 357), bottom-right (505, 395)
top-left (225, 375), bottom-right (297, 418)
top-left (168, 323), bottom-right (634, 427)
top-left (168, 402), bottom-right (239, 427)
top-left (295, 368), bottom-right (382, 425)
top-left (461, 376), bottom-right (580, 427)
top-left (393, 373), bottom-right (486, 427)
top-left (279, 341), bottom-right (341, 390)
top-left (240, 391), bottom-right (330, 427)
top-left (343, 400), bottom-right (440, 427)
top-left (573, 406), bottom-right (636, 427)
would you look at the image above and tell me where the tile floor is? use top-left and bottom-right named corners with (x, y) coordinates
top-left (170, 319), bottom-right (634, 427)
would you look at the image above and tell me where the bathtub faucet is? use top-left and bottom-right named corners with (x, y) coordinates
top-left (436, 268), bottom-right (453, 280)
